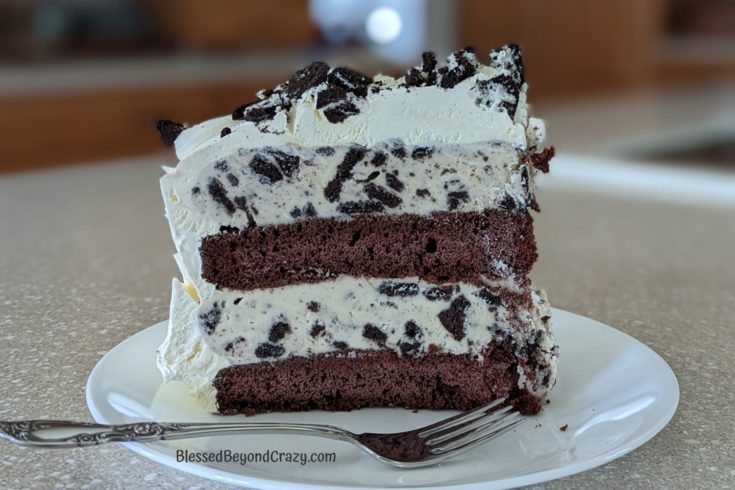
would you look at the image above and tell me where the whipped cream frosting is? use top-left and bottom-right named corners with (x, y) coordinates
top-left (171, 46), bottom-right (545, 163)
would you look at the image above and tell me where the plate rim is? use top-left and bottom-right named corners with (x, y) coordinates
top-left (86, 308), bottom-right (680, 490)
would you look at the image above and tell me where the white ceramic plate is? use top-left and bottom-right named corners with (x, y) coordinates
top-left (86, 308), bottom-right (678, 489)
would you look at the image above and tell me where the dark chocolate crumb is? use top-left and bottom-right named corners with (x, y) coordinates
top-left (214, 160), bottom-right (229, 172)
top-left (323, 102), bottom-right (360, 123)
top-left (370, 151), bottom-right (388, 167)
top-left (324, 146), bottom-right (367, 202)
top-left (285, 61), bottom-right (330, 98)
top-left (233, 297), bottom-right (242, 305)
top-left (337, 200), bottom-right (384, 215)
top-left (191, 186), bottom-right (200, 195)
top-left (411, 147), bottom-right (434, 160)
top-left (232, 196), bottom-right (257, 227)
top-left (328, 67), bottom-right (372, 96)
top-left (499, 193), bottom-right (519, 210)
top-left (268, 321), bottom-right (291, 342)
top-left (156, 120), bottom-right (185, 147)
top-left (378, 281), bottom-right (420, 297)
top-left (390, 146), bottom-right (407, 160)
top-left (560, 424), bottom-right (568, 432)
top-left (385, 173), bottom-right (405, 192)
top-left (290, 206), bottom-right (302, 218)
top-left (233, 101), bottom-right (279, 123)
top-left (224, 336), bottom-right (244, 353)
top-left (249, 154), bottom-right (283, 184)
top-left (332, 340), bottom-right (349, 350)
top-left (438, 295), bottom-right (470, 341)
top-left (423, 286), bottom-right (453, 301)
top-left (199, 303), bottom-right (222, 335)
top-left (476, 288), bottom-right (502, 309)
top-left (316, 86), bottom-right (348, 109)
top-left (364, 183), bottom-right (402, 208)
top-left (226, 173), bottom-right (239, 187)
top-left (363, 323), bottom-right (388, 346)
top-left (255, 343), bottom-right (286, 359)
top-left (316, 146), bottom-right (335, 156)
top-left (439, 48), bottom-right (477, 89)
top-left (207, 178), bottom-right (236, 215)
top-left (416, 188), bottom-right (431, 198)
top-left (309, 322), bottom-right (326, 337)
top-left (307, 301), bottom-right (320, 312)
top-left (404, 320), bottom-right (421, 338)
top-left (303, 202), bottom-right (317, 217)
top-left (267, 150), bottom-right (301, 177)
top-left (447, 190), bottom-right (470, 210)
top-left (220, 127), bottom-right (232, 137)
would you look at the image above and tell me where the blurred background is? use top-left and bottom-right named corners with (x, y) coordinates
top-left (0, 0), bottom-right (733, 175)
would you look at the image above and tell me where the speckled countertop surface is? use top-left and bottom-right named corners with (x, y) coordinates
top-left (0, 157), bottom-right (733, 489)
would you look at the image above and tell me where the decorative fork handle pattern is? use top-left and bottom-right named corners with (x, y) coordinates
top-left (0, 420), bottom-right (352, 448)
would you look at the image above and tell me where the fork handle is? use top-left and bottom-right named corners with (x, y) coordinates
top-left (0, 420), bottom-right (353, 448)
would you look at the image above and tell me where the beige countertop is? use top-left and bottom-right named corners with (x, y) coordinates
top-left (0, 156), bottom-right (733, 489)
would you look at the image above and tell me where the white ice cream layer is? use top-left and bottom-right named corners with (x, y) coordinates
top-left (158, 276), bottom-right (556, 412)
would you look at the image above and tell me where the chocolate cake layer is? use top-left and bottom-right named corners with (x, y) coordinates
top-left (213, 339), bottom-right (543, 416)
top-left (201, 209), bottom-right (536, 291)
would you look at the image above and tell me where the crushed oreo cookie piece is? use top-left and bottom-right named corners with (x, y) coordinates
top-left (207, 178), bottom-right (236, 215)
top-left (385, 173), bottom-right (405, 192)
top-left (332, 340), bottom-right (349, 350)
top-left (303, 202), bottom-right (317, 217)
top-left (232, 196), bottom-right (257, 227)
top-left (370, 151), bottom-right (388, 167)
top-left (255, 343), bottom-right (286, 358)
top-left (328, 67), bottom-right (372, 96)
top-left (214, 160), bottom-right (229, 172)
top-left (268, 321), bottom-right (291, 343)
top-left (220, 127), bottom-right (231, 137)
top-left (199, 302), bottom-right (222, 335)
top-left (307, 301), bottom-right (320, 312)
top-left (364, 183), bottom-right (402, 208)
top-left (285, 61), bottom-right (330, 99)
top-left (489, 44), bottom-right (524, 85)
top-left (416, 188), bottom-right (431, 198)
top-left (405, 51), bottom-right (438, 87)
top-left (378, 281), bottom-right (420, 297)
top-left (191, 186), bottom-right (200, 195)
top-left (363, 323), bottom-right (388, 346)
top-left (316, 85), bottom-right (348, 109)
top-left (337, 200), bottom-right (384, 215)
top-left (315, 146), bottom-right (335, 156)
top-left (423, 286), bottom-right (453, 301)
top-left (309, 321), bottom-right (326, 337)
top-left (390, 146), bottom-right (407, 160)
top-left (411, 147), bottom-right (434, 160)
top-left (226, 173), bottom-right (239, 187)
top-left (324, 146), bottom-right (367, 202)
top-left (439, 48), bottom-right (477, 89)
top-left (249, 154), bottom-right (283, 184)
top-left (438, 295), bottom-right (470, 341)
top-left (447, 190), bottom-right (470, 210)
top-left (323, 102), bottom-right (360, 123)
top-left (232, 100), bottom-right (279, 123)
top-left (156, 120), bottom-right (185, 147)
top-left (404, 320), bottom-right (422, 339)
top-left (476, 288), bottom-right (502, 309)
top-left (267, 149), bottom-right (301, 177)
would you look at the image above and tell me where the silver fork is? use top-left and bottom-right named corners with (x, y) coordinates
top-left (0, 398), bottom-right (524, 468)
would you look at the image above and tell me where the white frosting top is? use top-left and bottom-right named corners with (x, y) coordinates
top-left (172, 47), bottom-right (545, 163)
